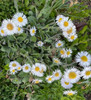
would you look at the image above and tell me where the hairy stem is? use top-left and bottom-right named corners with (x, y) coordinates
top-left (12, 84), bottom-right (20, 100)
top-left (14, 0), bottom-right (19, 12)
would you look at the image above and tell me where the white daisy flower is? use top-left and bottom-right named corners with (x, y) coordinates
top-left (9, 61), bottom-right (20, 69)
top-left (61, 78), bottom-right (73, 89)
top-left (60, 19), bottom-right (73, 31)
top-left (63, 68), bottom-right (80, 83)
top-left (62, 25), bottom-right (76, 38)
top-left (66, 48), bottom-right (72, 58)
top-left (55, 40), bottom-right (64, 48)
top-left (53, 58), bottom-right (61, 65)
top-left (2, 19), bottom-right (17, 35)
top-left (33, 79), bottom-right (42, 84)
top-left (64, 90), bottom-right (77, 96)
top-left (67, 33), bottom-right (77, 42)
top-left (22, 64), bottom-right (31, 73)
top-left (12, 13), bottom-right (27, 27)
top-left (0, 27), bottom-right (7, 36)
top-left (30, 26), bottom-right (36, 36)
top-left (81, 67), bottom-right (91, 79)
top-left (37, 41), bottom-right (44, 47)
top-left (52, 69), bottom-right (62, 80)
top-left (17, 27), bottom-right (23, 34)
top-left (60, 48), bottom-right (67, 58)
top-left (31, 63), bottom-right (43, 77)
top-left (17, 64), bottom-right (22, 71)
top-left (75, 51), bottom-right (91, 67)
top-left (46, 75), bottom-right (54, 83)
top-left (40, 64), bottom-right (47, 73)
top-left (10, 68), bottom-right (17, 75)
top-left (56, 15), bottom-right (69, 26)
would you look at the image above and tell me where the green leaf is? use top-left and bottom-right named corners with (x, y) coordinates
top-left (12, 78), bottom-right (21, 84)
top-left (79, 25), bottom-right (88, 34)
top-left (30, 36), bottom-right (37, 42)
top-left (25, 0), bottom-right (29, 6)
top-left (61, 97), bottom-right (70, 100)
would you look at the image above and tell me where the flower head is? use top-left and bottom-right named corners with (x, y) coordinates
top-left (31, 63), bottom-right (43, 77)
top-left (46, 75), bottom-right (54, 83)
top-left (33, 79), bottom-right (42, 84)
top-left (30, 26), bottom-right (36, 36)
top-left (22, 64), bottom-right (31, 73)
top-left (12, 13), bottom-right (27, 27)
top-left (64, 90), bottom-right (77, 96)
top-left (55, 40), bottom-right (64, 48)
top-left (52, 69), bottom-right (62, 80)
top-left (63, 68), bottom-right (80, 83)
top-left (75, 51), bottom-right (91, 67)
top-left (81, 67), bottom-right (91, 79)
top-left (0, 27), bottom-right (7, 36)
top-left (61, 78), bottom-right (73, 89)
top-left (9, 61), bottom-right (20, 69)
top-left (37, 41), bottom-right (44, 47)
top-left (2, 19), bottom-right (17, 35)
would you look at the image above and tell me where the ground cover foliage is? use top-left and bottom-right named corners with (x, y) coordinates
top-left (0, 0), bottom-right (91, 100)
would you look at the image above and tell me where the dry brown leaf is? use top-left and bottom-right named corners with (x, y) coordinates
top-left (69, 0), bottom-right (74, 7)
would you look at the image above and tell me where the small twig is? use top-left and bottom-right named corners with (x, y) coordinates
top-left (62, 62), bottom-right (76, 67)
top-left (44, 33), bottom-right (62, 43)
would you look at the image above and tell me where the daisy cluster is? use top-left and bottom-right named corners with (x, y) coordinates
top-left (6, 13), bottom-right (91, 96)
top-left (56, 15), bottom-right (77, 42)
top-left (9, 50), bottom-right (91, 96)
top-left (0, 13), bottom-right (28, 36)
top-left (0, 12), bottom-right (37, 37)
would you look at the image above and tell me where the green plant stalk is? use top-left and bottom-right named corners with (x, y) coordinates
top-left (12, 84), bottom-right (20, 100)
top-left (20, 53), bottom-right (33, 65)
top-left (14, 0), bottom-right (19, 12)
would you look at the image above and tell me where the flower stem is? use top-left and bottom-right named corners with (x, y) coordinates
top-left (14, 0), bottom-right (19, 12)
top-left (12, 84), bottom-right (20, 100)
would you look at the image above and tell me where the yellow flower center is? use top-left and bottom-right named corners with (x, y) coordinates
top-left (18, 27), bottom-right (21, 31)
top-left (81, 56), bottom-right (88, 62)
top-left (67, 51), bottom-right (70, 55)
top-left (64, 21), bottom-right (69, 27)
top-left (38, 42), bottom-right (41, 45)
top-left (58, 43), bottom-right (61, 46)
top-left (67, 28), bottom-right (72, 34)
top-left (25, 66), bottom-right (29, 70)
top-left (35, 80), bottom-right (39, 84)
top-left (48, 77), bottom-right (52, 81)
top-left (35, 67), bottom-right (40, 71)
top-left (32, 29), bottom-right (35, 33)
top-left (85, 71), bottom-right (91, 76)
top-left (55, 72), bottom-right (59, 77)
top-left (54, 59), bottom-right (59, 63)
top-left (12, 63), bottom-right (17, 67)
top-left (67, 93), bottom-right (73, 96)
top-left (18, 17), bottom-right (23, 22)
top-left (58, 18), bottom-right (62, 22)
top-left (69, 72), bottom-right (77, 79)
top-left (71, 35), bottom-right (75, 40)
top-left (60, 50), bottom-right (65, 55)
top-left (12, 69), bottom-right (15, 73)
top-left (64, 82), bottom-right (69, 85)
top-left (1, 30), bottom-right (4, 34)
top-left (7, 23), bottom-right (14, 30)
top-left (18, 67), bottom-right (21, 70)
